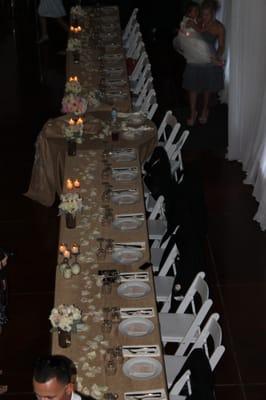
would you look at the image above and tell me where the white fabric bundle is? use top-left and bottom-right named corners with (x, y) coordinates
top-left (173, 17), bottom-right (211, 64)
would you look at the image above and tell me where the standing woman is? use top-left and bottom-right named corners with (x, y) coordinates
top-left (183, 0), bottom-right (225, 126)
top-left (37, 0), bottom-right (68, 43)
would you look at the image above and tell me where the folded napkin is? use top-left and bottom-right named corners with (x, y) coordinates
top-left (120, 307), bottom-right (154, 318)
top-left (124, 389), bottom-right (167, 400)
top-left (122, 345), bottom-right (160, 357)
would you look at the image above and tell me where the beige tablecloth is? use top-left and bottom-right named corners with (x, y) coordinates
top-left (25, 113), bottom-right (157, 206)
top-left (51, 148), bottom-right (167, 397)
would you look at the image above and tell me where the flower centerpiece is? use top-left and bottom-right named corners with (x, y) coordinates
top-left (67, 38), bottom-right (81, 52)
top-left (59, 192), bottom-right (83, 228)
top-left (62, 93), bottom-right (87, 116)
top-left (63, 119), bottom-right (83, 145)
top-left (49, 304), bottom-right (82, 348)
top-left (65, 80), bottom-right (82, 95)
top-left (70, 5), bottom-right (86, 19)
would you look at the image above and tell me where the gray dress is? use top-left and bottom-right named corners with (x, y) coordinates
top-left (182, 31), bottom-right (224, 92)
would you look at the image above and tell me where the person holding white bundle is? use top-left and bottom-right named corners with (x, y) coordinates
top-left (173, 2), bottom-right (211, 65)
top-left (174, 0), bottom-right (225, 127)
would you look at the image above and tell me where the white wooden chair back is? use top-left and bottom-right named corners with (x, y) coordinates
top-left (129, 52), bottom-right (148, 82)
top-left (192, 313), bottom-right (226, 370)
top-left (132, 63), bottom-right (152, 95)
top-left (122, 8), bottom-right (139, 43)
top-left (158, 243), bottom-right (178, 276)
top-left (169, 370), bottom-right (192, 399)
top-left (140, 88), bottom-right (158, 120)
top-left (126, 31), bottom-right (143, 58)
top-left (149, 195), bottom-right (165, 220)
top-left (131, 39), bottom-right (145, 60)
top-left (133, 77), bottom-right (154, 111)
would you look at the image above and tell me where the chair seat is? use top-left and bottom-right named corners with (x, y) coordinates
top-left (154, 276), bottom-right (174, 301)
top-left (151, 247), bottom-right (163, 267)
top-left (148, 219), bottom-right (167, 240)
top-left (164, 355), bottom-right (186, 388)
top-left (159, 312), bottom-right (198, 343)
top-left (170, 395), bottom-right (186, 400)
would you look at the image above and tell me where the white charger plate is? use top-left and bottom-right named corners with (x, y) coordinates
top-left (111, 192), bottom-right (139, 205)
top-left (112, 217), bottom-right (143, 231)
top-left (119, 318), bottom-right (154, 337)
top-left (126, 114), bottom-right (146, 128)
top-left (113, 170), bottom-right (137, 181)
top-left (122, 357), bottom-right (162, 380)
top-left (112, 247), bottom-right (143, 264)
top-left (117, 281), bottom-right (151, 298)
top-left (111, 151), bottom-right (136, 162)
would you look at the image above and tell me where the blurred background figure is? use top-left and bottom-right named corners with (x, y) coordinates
top-left (37, 0), bottom-right (68, 44)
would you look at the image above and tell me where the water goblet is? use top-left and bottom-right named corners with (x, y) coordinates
top-left (102, 277), bottom-right (112, 295)
top-left (105, 239), bottom-right (114, 254)
top-left (113, 346), bottom-right (124, 365)
top-left (101, 319), bottom-right (112, 335)
top-left (96, 237), bottom-right (106, 261)
top-left (105, 359), bottom-right (117, 376)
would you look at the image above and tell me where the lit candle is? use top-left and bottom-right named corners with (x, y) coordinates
top-left (71, 243), bottom-right (80, 254)
top-left (66, 179), bottom-right (74, 190)
top-left (69, 76), bottom-right (78, 82)
top-left (76, 117), bottom-right (84, 125)
top-left (63, 249), bottom-right (71, 259)
top-left (70, 25), bottom-right (75, 32)
top-left (68, 118), bottom-right (75, 126)
top-left (59, 243), bottom-right (67, 254)
top-left (77, 26), bottom-right (82, 32)
top-left (73, 179), bottom-right (80, 189)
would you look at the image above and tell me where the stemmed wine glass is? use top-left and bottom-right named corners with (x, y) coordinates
top-left (96, 237), bottom-right (106, 260)
top-left (105, 238), bottom-right (114, 254)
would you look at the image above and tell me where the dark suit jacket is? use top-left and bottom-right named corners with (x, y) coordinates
top-left (76, 392), bottom-right (95, 400)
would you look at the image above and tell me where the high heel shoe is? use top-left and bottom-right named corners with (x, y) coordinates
top-left (186, 111), bottom-right (198, 127)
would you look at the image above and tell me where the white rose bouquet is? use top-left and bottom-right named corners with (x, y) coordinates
top-left (67, 38), bottom-right (81, 52)
top-left (63, 123), bottom-right (83, 144)
top-left (49, 304), bottom-right (82, 332)
top-left (58, 192), bottom-right (83, 216)
top-left (65, 80), bottom-right (82, 95)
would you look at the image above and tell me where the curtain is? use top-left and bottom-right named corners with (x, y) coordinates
top-left (228, 0), bottom-right (266, 229)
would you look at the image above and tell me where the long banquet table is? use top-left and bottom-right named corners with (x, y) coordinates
top-left (52, 147), bottom-right (168, 398)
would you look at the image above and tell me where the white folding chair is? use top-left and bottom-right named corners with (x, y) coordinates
top-left (148, 195), bottom-right (167, 240)
top-left (133, 77), bottom-right (154, 111)
top-left (126, 31), bottom-right (143, 58)
top-left (140, 88), bottom-right (158, 120)
top-left (164, 313), bottom-right (225, 388)
top-left (169, 130), bottom-right (190, 182)
top-left (131, 39), bottom-right (145, 60)
top-left (153, 246), bottom-right (178, 304)
top-left (129, 52), bottom-right (149, 82)
top-left (169, 370), bottom-right (192, 400)
top-left (159, 272), bottom-right (213, 356)
top-left (157, 110), bottom-right (182, 157)
top-left (122, 8), bottom-right (139, 44)
top-left (124, 23), bottom-right (141, 52)
top-left (131, 63), bottom-right (152, 95)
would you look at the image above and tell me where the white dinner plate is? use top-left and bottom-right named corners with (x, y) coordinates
top-left (112, 217), bottom-right (143, 231)
top-left (111, 151), bottom-right (136, 162)
top-left (119, 318), bottom-right (154, 337)
top-left (112, 170), bottom-right (138, 181)
top-left (122, 357), bottom-right (162, 380)
top-left (112, 247), bottom-right (143, 264)
top-left (117, 281), bottom-right (151, 299)
top-left (122, 130), bottom-right (143, 140)
top-left (126, 114), bottom-right (147, 128)
top-left (111, 192), bottom-right (139, 205)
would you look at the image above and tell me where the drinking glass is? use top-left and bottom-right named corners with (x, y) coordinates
top-left (105, 239), bottom-right (114, 254)
top-left (101, 319), bottom-right (112, 335)
top-left (102, 278), bottom-right (112, 295)
top-left (96, 237), bottom-right (106, 260)
top-left (105, 359), bottom-right (117, 376)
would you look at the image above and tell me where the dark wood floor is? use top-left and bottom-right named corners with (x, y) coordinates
top-left (1, 4), bottom-right (266, 400)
